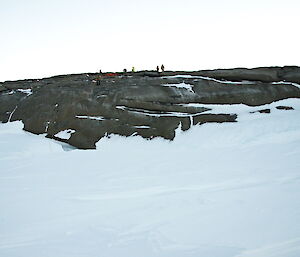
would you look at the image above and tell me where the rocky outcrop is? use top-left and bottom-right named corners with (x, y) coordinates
top-left (197, 66), bottom-right (300, 83)
top-left (1, 67), bottom-right (300, 149)
top-left (276, 106), bottom-right (294, 110)
top-left (250, 109), bottom-right (271, 114)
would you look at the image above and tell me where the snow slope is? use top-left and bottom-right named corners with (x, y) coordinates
top-left (1, 99), bottom-right (300, 257)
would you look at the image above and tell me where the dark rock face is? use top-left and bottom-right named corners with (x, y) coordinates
top-left (276, 106), bottom-right (294, 110)
top-left (1, 67), bottom-right (300, 149)
top-left (259, 109), bottom-right (271, 114)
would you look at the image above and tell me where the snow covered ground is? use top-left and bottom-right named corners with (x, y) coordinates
top-left (1, 99), bottom-right (300, 257)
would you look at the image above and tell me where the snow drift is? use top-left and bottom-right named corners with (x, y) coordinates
top-left (1, 98), bottom-right (300, 257)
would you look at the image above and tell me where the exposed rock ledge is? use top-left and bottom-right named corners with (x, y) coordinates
top-left (1, 66), bottom-right (300, 149)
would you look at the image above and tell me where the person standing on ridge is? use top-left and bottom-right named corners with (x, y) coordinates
top-left (132, 66), bottom-right (135, 72)
top-left (161, 64), bottom-right (165, 72)
top-left (96, 69), bottom-right (103, 85)
top-left (123, 68), bottom-right (127, 78)
top-left (156, 66), bottom-right (160, 72)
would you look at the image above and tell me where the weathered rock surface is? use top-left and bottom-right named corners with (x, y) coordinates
top-left (1, 67), bottom-right (300, 149)
top-left (276, 106), bottom-right (294, 110)
top-left (258, 109), bottom-right (271, 114)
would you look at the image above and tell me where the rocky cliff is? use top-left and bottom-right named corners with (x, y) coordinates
top-left (1, 66), bottom-right (300, 149)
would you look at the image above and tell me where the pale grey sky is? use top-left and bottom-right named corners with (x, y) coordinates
top-left (1, 0), bottom-right (299, 81)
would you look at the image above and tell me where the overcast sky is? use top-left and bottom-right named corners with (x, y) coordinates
top-left (1, 0), bottom-right (299, 81)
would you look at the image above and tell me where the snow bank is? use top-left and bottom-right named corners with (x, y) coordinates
top-left (1, 99), bottom-right (300, 257)
top-left (0, 121), bottom-right (63, 160)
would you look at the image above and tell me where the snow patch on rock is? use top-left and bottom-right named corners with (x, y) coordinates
top-left (76, 115), bottom-right (106, 121)
top-left (54, 129), bottom-right (75, 140)
top-left (162, 82), bottom-right (194, 92)
top-left (17, 88), bottom-right (33, 96)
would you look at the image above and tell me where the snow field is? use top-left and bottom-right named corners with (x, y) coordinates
top-left (1, 99), bottom-right (300, 257)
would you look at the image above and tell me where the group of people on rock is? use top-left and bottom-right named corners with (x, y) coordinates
top-left (156, 64), bottom-right (165, 72)
top-left (123, 65), bottom-right (165, 73)
top-left (95, 65), bottom-right (166, 85)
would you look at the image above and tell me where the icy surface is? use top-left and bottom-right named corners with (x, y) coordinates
top-left (1, 99), bottom-right (300, 257)
top-left (162, 82), bottom-right (194, 92)
top-left (163, 75), bottom-right (256, 85)
top-left (54, 129), bottom-right (75, 140)
top-left (17, 88), bottom-right (33, 96)
top-left (272, 81), bottom-right (300, 89)
top-left (76, 115), bottom-right (106, 121)
top-left (8, 106), bottom-right (18, 122)
top-left (134, 125), bottom-right (151, 129)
